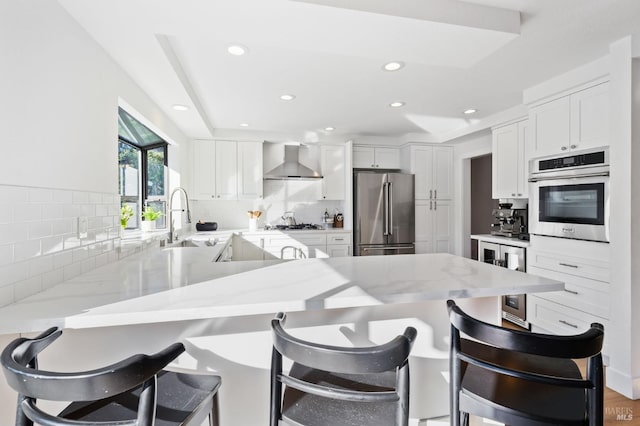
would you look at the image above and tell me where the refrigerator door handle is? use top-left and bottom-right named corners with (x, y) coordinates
top-left (383, 182), bottom-right (389, 236)
top-left (388, 181), bottom-right (393, 235)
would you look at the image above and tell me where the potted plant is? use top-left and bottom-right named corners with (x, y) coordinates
top-left (141, 205), bottom-right (163, 232)
top-left (120, 204), bottom-right (134, 229)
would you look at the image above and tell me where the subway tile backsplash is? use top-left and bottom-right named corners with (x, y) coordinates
top-left (0, 184), bottom-right (123, 307)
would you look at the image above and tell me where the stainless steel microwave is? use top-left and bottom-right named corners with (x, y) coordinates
top-left (529, 147), bottom-right (609, 242)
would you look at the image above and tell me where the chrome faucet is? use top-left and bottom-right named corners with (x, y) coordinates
top-left (168, 187), bottom-right (192, 244)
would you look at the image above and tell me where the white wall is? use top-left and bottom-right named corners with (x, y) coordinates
top-left (450, 131), bottom-right (493, 257)
top-left (0, 1), bottom-right (187, 193)
top-left (606, 35), bottom-right (640, 399)
top-left (0, 1), bottom-right (189, 303)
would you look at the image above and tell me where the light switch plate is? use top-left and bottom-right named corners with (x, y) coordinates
top-left (77, 216), bottom-right (88, 239)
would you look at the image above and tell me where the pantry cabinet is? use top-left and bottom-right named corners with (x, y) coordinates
top-left (529, 82), bottom-right (609, 157)
top-left (492, 119), bottom-right (529, 199)
top-left (414, 199), bottom-right (452, 254)
top-left (409, 145), bottom-right (453, 200)
top-left (191, 140), bottom-right (263, 200)
top-left (353, 146), bottom-right (400, 169)
top-left (320, 145), bottom-right (345, 200)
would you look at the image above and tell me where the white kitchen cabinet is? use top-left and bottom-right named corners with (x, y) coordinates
top-left (237, 141), bottom-right (263, 200)
top-left (353, 146), bottom-right (400, 169)
top-left (192, 140), bottom-right (216, 200)
top-left (214, 140), bottom-right (238, 200)
top-left (570, 82), bottom-right (610, 149)
top-left (414, 199), bottom-right (452, 254)
top-left (192, 140), bottom-right (263, 201)
top-left (320, 145), bottom-right (345, 200)
top-left (492, 119), bottom-right (529, 199)
top-left (526, 236), bottom-right (610, 356)
top-left (232, 230), bottom-right (352, 260)
top-left (529, 82), bottom-right (609, 158)
top-left (326, 232), bottom-right (351, 257)
top-left (404, 145), bottom-right (453, 201)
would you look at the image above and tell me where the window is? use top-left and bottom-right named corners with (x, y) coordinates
top-left (118, 107), bottom-right (168, 229)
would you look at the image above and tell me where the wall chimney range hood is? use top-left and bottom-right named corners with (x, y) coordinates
top-left (264, 144), bottom-right (323, 180)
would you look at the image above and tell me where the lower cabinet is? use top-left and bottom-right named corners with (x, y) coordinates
top-left (232, 231), bottom-right (352, 260)
top-left (526, 237), bottom-right (610, 357)
top-left (415, 199), bottom-right (452, 254)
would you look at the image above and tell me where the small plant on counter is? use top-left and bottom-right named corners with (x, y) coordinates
top-left (120, 204), bottom-right (134, 229)
top-left (141, 205), bottom-right (163, 222)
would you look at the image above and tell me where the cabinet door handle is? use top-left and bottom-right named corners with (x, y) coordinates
top-left (517, 193), bottom-right (522, 196)
top-left (429, 189), bottom-right (433, 200)
top-left (511, 193), bottom-right (516, 196)
top-left (434, 190), bottom-right (437, 199)
top-left (434, 200), bottom-right (437, 210)
top-left (429, 201), bottom-right (433, 210)
top-left (570, 144), bottom-right (577, 149)
top-left (559, 319), bottom-right (578, 329)
top-left (561, 146), bottom-right (568, 151)
top-left (559, 262), bottom-right (579, 269)
top-left (564, 289), bottom-right (579, 295)
top-left (334, 238), bottom-right (345, 241)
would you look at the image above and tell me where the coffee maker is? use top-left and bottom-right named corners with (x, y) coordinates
top-left (490, 203), bottom-right (527, 239)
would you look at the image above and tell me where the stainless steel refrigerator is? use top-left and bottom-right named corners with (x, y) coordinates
top-left (354, 171), bottom-right (415, 256)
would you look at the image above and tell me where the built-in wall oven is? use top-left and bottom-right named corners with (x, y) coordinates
top-left (529, 147), bottom-right (609, 242)
top-left (478, 241), bottom-right (528, 329)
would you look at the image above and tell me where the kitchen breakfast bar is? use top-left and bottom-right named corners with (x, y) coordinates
top-left (0, 245), bottom-right (564, 425)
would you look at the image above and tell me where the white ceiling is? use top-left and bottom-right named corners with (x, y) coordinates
top-left (58, 0), bottom-right (640, 143)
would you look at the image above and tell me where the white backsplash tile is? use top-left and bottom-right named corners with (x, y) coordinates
top-left (0, 184), bottom-right (126, 306)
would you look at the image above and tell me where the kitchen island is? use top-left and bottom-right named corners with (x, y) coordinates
top-left (0, 249), bottom-right (563, 425)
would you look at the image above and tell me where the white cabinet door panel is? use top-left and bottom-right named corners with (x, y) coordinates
top-left (215, 140), bottom-right (238, 200)
top-left (237, 141), bottom-right (263, 200)
top-left (192, 140), bottom-right (216, 200)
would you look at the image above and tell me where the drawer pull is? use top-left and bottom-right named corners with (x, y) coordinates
top-left (558, 262), bottom-right (579, 269)
top-left (334, 238), bottom-right (345, 241)
top-left (559, 319), bottom-right (578, 329)
top-left (564, 289), bottom-right (579, 295)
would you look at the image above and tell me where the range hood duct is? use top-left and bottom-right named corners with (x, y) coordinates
top-left (264, 145), bottom-right (323, 180)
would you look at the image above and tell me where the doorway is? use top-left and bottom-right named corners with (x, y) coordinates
top-left (470, 154), bottom-right (498, 259)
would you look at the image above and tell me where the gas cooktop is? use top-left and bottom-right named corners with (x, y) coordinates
top-left (264, 223), bottom-right (324, 231)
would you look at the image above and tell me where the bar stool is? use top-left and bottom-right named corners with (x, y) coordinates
top-left (1, 327), bottom-right (222, 426)
top-left (446, 300), bottom-right (604, 426)
top-left (270, 312), bottom-right (417, 426)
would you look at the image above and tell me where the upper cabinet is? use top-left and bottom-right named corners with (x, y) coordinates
top-left (405, 145), bottom-right (453, 200)
top-left (237, 141), bottom-right (263, 200)
top-left (492, 119), bottom-right (529, 199)
top-left (353, 146), bottom-right (400, 169)
top-left (191, 140), bottom-right (263, 200)
top-left (320, 144), bottom-right (345, 200)
top-left (529, 82), bottom-right (609, 158)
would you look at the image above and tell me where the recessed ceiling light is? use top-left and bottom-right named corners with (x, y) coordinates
top-left (240, 123), bottom-right (249, 127)
top-left (389, 101), bottom-right (405, 108)
top-left (172, 104), bottom-right (189, 111)
top-left (280, 94), bottom-right (296, 101)
top-left (227, 44), bottom-right (248, 56)
top-left (463, 108), bottom-right (477, 115)
top-left (383, 61), bottom-right (405, 72)
top-left (325, 127), bottom-right (335, 131)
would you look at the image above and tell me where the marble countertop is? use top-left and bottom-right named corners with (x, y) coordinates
top-left (471, 233), bottom-right (531, 248)
top-left (0, 245), bottom-right (562, 335)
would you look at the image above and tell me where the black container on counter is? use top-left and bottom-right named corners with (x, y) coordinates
top-left (196, 222), bottom-right (218, 231)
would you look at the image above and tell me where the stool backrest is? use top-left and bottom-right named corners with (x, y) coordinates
top-left (1, 327), bottom-right (185, 426)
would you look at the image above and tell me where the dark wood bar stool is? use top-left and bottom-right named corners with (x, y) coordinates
top-left (269, 312), bottom-right (417, 426)
top-left (447, 299), bottom-right (604, 426)
top-left (1, 327), bottom-right (221, 426)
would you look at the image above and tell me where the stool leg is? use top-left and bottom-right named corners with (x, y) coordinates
top-left (209, 393), bottom-right (220, 426)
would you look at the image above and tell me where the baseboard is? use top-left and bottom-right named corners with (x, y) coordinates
top-left (606, 367), bottom-right (640, 399)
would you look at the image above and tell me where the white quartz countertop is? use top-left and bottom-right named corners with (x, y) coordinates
top-left (0, 246), bottom-right (562, 335)
top-left (471, 234), bottom-right (531, 248)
